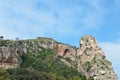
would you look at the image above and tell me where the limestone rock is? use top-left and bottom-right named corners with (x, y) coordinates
top-left (0, 44), bottom-right (22, 69)
top-left (77, 35), bottom-right (118, 80)
top-left (55, 43), bottom-right (76, 61)
top-left (0, 36), bottom-right (118, 80)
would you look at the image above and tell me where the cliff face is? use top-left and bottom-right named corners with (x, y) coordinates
top-left (0, 35), bottom-right (118, 80)
top-left (77, 35), bottom-right (118, 80)
top-left (0, 40), bottom-right (22, 69)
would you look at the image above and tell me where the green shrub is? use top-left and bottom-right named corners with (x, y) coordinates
top-left (5, 48), bottom-right (93, 80)
top-left (0, 68), bottom-right (10, 80)
top-left (7, 68), bottom-right (54, 80)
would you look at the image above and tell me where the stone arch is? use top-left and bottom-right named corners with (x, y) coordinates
top-left (63, 49), bottom-right (70, 56)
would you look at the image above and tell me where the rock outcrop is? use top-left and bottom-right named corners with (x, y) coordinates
top-left (76, 35), bottom-right (118, 80)
top-left (0, 40), bottom-right (22, 69)
top-left (0, 35), bottom-right (118, 80)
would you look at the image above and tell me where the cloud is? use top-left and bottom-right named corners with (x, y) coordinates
top-left (0, 0), bottom-right (120, 78)
top-left (0, 0), bottom-right (119, 43)
top-left (0, 26), bottom-right (20, 39)
top-left (0, 0), bottom-right (111, 40)
top-left (99, 42), bottom-right (120, 79)
top-left (79, 0), bottom-right (107, 29)
top-left (99, 42), bottom-right (120, 62)
top-left (0, 0), bottom-right (57, 38)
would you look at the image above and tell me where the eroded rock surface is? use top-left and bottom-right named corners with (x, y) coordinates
top-left (0, 40), bottom-right (22, 69)
top-left (76, 35), bottom-right (118, 80)
top-left (0, 35), bottom-right (118, 80)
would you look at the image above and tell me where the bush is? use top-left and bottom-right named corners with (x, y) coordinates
top-left (0, 68), bottom-right (10, 80)
top-left (7, 48), bottom-right (93, 80)
top-left (7, 68), bottom-right (54, 80)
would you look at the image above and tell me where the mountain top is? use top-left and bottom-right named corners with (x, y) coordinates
top-left (0, 35), bottom-right (118, 80)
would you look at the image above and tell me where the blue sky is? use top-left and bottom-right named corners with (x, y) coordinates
top-left (0, 0), bottom-right (120, 79)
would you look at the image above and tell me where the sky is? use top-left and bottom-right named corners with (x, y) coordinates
top-left (0, 0), bottom-right (120, 79)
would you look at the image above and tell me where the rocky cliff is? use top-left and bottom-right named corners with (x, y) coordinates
top-left (77, 35), bottom-right (118, 80)
top-left (0, 35), bottom-right (118, 80)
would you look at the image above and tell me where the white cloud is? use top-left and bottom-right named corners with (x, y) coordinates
top-left (0, 0), bottom-right (113, 39)
top-left (0, 0), bottom-right (73, 39)
top-left (99, 42), bottom-right (120, 79)
top-left (80, 0), bottom-right (107, 29)
top-left (0, 26), bottom-right (20, 39)
top-left (99, 42), bottom-right (120, 60)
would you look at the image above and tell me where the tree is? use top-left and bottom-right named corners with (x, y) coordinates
top-left (15, 37), bottom-right (19, 41)
top-left (0, 36), bottom-right (4, 40)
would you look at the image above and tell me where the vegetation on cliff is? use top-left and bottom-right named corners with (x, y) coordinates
top-left (0, 48), bottom-right (93, 80)
top-left (0, 35), bottom-right (117, 80)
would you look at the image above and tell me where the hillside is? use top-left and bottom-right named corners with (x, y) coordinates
top-left (0, 35), bottom-right (118, 80)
